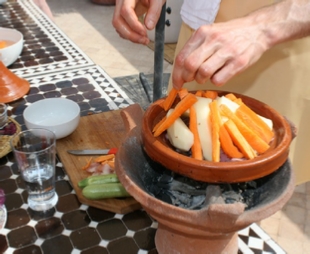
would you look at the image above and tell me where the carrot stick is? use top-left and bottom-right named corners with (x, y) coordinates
top-left (219, 104), bottom-right (270, 154)
top-left (106, 160), bottom-right (115, 169)
top-left (235, 109), bottom-right (270, 143)
top-left (233, 98), bottom-right (243, 105)
top-left (236, 104), bottom-right (274, 142)
top-left (209, 100), bottom-right (221, 162)
top-left (154, 93), bottom-right (198, 137)
top-left (195, 90), bottom-right (204, 97)
top-left (162, 87), bottom-right (178, 111)
top-left (225, 93), bottom-right (238, 101)
top-left (189, 106), bottom-right (203, 160)
top-left (219, 125), bottom-right (244, 159)
top-left (82, 157), bottom-right (93, 170)
top-left (178, 88), bottom-right (189, 100)
top-left (94, 154), bottom-right (115, 163)
top-left (225, 93), bottom-right (243, 105)
top-left (224, 119), bottom-right (257, 159)
top-left (204, 90), bottom-right (218, 100)
top-left (152, 116), bottom-right (167, 133)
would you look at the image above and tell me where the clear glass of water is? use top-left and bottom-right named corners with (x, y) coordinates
top-left (10, 128), bottom-right (58, 211)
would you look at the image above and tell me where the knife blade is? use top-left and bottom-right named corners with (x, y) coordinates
top-left (67, 148), bottom-right (118, 155)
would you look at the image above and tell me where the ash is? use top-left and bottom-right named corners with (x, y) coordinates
top-left (147, 172), bottom-right (258, 210)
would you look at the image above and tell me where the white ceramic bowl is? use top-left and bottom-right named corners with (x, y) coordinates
top-left (0, 27), bottom-right (24, 66)
top-left (23, 98), bottom-right (80, 139)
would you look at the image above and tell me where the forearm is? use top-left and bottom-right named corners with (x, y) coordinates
top-left (245, 0), bottom-right (310, 48)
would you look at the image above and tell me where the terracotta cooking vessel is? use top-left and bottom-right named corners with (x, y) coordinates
top-left (0, 61), bottom-right (30, 103)
top-left (142, 90), bottom-right (294, 183)
top-left (115, 104), bottom-right (295, 254)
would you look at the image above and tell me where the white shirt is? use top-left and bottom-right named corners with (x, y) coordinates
top-left (180, 0), bottom-right (222, 30)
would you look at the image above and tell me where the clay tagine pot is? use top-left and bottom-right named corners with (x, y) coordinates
top-left (0, 61), bottom-right (30, 103)
top-left (115, 104), bottom-right (296, 254)
top-left (142, 90), bottom-right (294, 183)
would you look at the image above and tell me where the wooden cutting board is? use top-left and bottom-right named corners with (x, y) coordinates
top-left (56, 110), bottom-right (142, 214)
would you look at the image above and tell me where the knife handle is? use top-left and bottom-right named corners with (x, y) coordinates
top-left (108, 148), bottom-right (118, 154)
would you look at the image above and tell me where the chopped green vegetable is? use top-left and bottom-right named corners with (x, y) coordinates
top-left (82, 183), bottom-right (131, 199)
top-left (78, 174), bottom-right (120, 188)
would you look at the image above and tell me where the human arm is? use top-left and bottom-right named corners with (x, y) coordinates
top-left (172, 0), bottom-right (310, 89)
top-left (32, 0), bottom-right (54, 21)
top-left (112, 0), bottom-right (166, 45)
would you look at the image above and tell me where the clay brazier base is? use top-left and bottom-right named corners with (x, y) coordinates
top-left (155, 224), bottom-right (238, 254)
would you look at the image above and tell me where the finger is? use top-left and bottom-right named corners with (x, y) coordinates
top-left (195, 52), bottom-right (227, 84)
top-left (114, 17), bottom-right (149, 44)
top-left (211, 59), bottom-right (247, 86)
top-left (172, 66), bottom-right (185, 90)
top-left (112, 0), bottom-right (149, 44)
top-left (144, 0), bottom-right (165, 30)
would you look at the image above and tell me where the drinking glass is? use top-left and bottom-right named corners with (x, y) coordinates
top-left (10, 128), bottom-right (58, 211)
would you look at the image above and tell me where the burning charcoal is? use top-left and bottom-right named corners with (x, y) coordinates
top-left (222, 191), bottom-right (244, 204)
top-left (188, 195), bottom-right (206, 209)
top-left (169, 180), bottom-right (207, 196)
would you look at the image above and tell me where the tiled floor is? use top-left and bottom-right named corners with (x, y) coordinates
top-left (47, 1), bottom-right (310, 253)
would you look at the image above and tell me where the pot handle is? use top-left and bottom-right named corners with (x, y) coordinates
top-left (284, 116), bottom-right (297, 140)
top-left (120, 104), bottom-right (144, 133)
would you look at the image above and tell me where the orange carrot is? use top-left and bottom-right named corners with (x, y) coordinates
top-left (94, 154), bottom-right (115, 163)
top-left (236, 104), bottom-right (274, 142)
top-left (189, 106), bottom-right (203, 160)
top-left (225, 93), bottom-right (243, 105)
top-left (225, 93), bottom-right (238, 101)
top-left (106, 160), bottom-right (115, 169)
top-left (82, 157), bottom-right (93, 170)
top-left (209, 100), bottom-right (221, 162)
top-left (178, 88), bottom-right (189, 100)
top-left (162, 87), bottom-right (178, 111)
top-left (219, 125), bottom-right (244, 159)
top-left (154, 93), bottom-right (198, 137)
top-left (224, 119), bottom-right (257, 159)
top-left (233, 98), bottom-right (243, 105)
top-left (235, 109), bottom-right (270, 143)
top-left (204, 90), bottom-right (218, 100)
top-left (195, 90), bottom-right (204, 97)
top-left (219, 104), bottom-right (270, 154)
top-left (152, 116), bottom-right (167, 133)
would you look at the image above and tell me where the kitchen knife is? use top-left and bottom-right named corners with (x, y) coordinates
top-left (67, 148), bottom-right (118, 155)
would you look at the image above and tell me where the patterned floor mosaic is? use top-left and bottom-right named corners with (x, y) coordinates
top-left (0, 0), bottom-right (94, 78)
top-left (0, 1), bottom-right (287, 253)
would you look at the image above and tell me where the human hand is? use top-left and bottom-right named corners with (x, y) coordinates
top-left (172, 19), bottom-right (270, 89)
top-left (112, 0), bottom-right (166, 45)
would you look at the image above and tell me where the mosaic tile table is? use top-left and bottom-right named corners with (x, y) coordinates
top-left (0, 1), bottom-right (287, 253)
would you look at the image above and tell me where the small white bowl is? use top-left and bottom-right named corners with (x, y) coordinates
top-left (23, 98), bottom-right (80, 139)
top-left (0, 27), bottom-right (24, 66)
